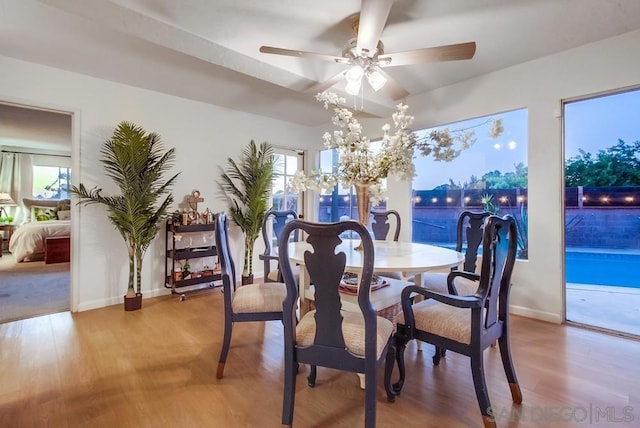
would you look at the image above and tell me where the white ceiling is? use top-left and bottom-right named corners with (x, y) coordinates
top-left (1, 0), bottom-right (640, 128)
top-left (0, 103), bottom-right (72, 154)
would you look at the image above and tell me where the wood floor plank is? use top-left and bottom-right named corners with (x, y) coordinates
top-left (1, 288), bottom-right (639, 427)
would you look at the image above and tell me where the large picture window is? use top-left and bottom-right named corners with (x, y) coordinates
top-left (411, 109), bottom-right (529, 258)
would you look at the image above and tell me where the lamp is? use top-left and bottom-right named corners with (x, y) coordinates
top-left (366, 67), bottom-right (387, 92)
top-left (344, 61), bottom-right (388, 95)
top-left (344, 64), bottom-right (364, 95)
top-left (0, 192), bottom-right (16, 221)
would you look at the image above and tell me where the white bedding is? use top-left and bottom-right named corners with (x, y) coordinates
top-left (8, 220), bottom-right (71, 262)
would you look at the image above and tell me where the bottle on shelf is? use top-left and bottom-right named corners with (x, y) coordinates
top-left (182, 260), bottom-right (191, 280)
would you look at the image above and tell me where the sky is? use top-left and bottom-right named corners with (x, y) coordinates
top-left (564, 89), bottom-right (640, 158)
top-left (413, 108), bottom-right (528, 190)
top-left (413, 88), bottom-right (640, 190)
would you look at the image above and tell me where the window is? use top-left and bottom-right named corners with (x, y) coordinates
top-left (271, 150), bottom-right (304, 214)
top-left (32, 165), bottom-right (71, 200)
top-left (411, 109), bottom-right (528, 258)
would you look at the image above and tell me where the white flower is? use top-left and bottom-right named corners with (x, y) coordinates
top-left (288, 91), bottom-right (504, 201)
top-left (489, 118), bottom-right (504, 139)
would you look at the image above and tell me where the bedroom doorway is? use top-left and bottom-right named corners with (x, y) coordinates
top-left (0, 102), bottom-right (73, 323)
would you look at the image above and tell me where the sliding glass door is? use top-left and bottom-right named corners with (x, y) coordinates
top-left (563, 88), bottom-right (640, 336)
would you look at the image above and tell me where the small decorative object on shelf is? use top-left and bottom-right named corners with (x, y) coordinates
top-left (182, 260), bottom-right (191, 280)
top-left (178, 190), bottom-right (216, 226)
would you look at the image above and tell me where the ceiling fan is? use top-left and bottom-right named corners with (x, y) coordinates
top-left (259, 0), bottom-right (476, 100)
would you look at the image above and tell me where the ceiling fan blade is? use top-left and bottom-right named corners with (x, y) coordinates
top-left (377, 69), bottom-right (409, 100)
top-left (378, 42), bottom-right (477, 67)
top-left (356, 0), bottom-right (393, 57)
top-left (303, 72), bottom-right (346, 95)
top-left (259, 46), bottom-right (346, 63)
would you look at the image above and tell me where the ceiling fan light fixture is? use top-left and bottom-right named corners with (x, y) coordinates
top-left (366, 68), bottom-right (387, 91)
top-left (345, 78), bottom-right (362, 95)
top-left (345, 64), bottom-right (364, 84)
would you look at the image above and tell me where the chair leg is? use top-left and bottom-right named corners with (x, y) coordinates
top-left (470, 349), bottom-right (495, 428)
top-left (307, 365), bottom-right (317, 387)
top-left (364, 362), bottom-right (376, 428)
top-left (433, 346), bottom-right (443, 366)
top-left (216, 318), bottom-right (233, 379)
top-left (498, 334), bottom-right (523, 404)
top-left (384, 342), bottom-right (396, 402)
top-left (282, 357), bottom-right (297, 426)
top-left (392, 332), bottom-right (410, 394)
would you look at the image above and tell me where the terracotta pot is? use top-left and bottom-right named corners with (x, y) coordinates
top-left (241, 274), bottom-right (254, 285)
top-left (124, 294), bottom-right (142, 311)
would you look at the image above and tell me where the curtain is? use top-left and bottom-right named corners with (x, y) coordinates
top-left (0, 152), bottom-right (33, 224)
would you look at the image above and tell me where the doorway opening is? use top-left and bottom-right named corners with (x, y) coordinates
top-left (0, 102), bottom-right (73, 323)
top-left (563, 87), bottom-right (640, 337)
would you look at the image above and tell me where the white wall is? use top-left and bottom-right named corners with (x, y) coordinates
top-left (2, 28), bottom-right (639, 320)
top-left (385, 29), bottom-right (640, 323)
top-left (0, 55), bottom-right (315, 311)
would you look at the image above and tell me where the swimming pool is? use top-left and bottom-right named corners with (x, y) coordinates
top-left (565, 251), bottom-right (640, 288)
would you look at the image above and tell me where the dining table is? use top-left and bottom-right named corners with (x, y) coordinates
top-left (287, 238), bottom-right (465, 318)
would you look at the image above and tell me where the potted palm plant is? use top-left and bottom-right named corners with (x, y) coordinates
top-left (218, 140), bottom-right (277, 284)
top-left (70, 121), bottom-right (180, 310)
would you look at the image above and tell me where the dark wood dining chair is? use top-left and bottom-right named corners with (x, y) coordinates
top-left (214, 212), bottom-right (286, 379)
top-left (421, 210), bottom-right (492, 362)
top-left (370, 209), bottom-right (401, 241)
top-left (260, 209), bottom-right (299, 282)
top-left (278, 219), bottom-right (396, 428)
top-left (387, 215), bottom-right (522, 428)
top-left (370, 209), bottom-right (403, 279)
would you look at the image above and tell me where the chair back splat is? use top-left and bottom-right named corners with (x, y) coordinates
top-left (457, 210), bottom-right (492, 273)
top-left (370, 209), bottom-right (401, 241)
top-left (261, 209), bottom-right (298, 282)
top-left (278, 220), bottom-right (395, 428)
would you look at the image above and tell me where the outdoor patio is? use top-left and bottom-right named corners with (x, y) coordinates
top-left (566, 283), bottom-right (640, 337)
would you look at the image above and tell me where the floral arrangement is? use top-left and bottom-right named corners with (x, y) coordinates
top-left (289, 91), bottom-right (504, 204)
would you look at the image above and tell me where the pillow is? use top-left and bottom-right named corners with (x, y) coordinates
top-left (32, 206), bottom-right (57, 222)
top-left (56, 199), bottom-right (71, 212)
top-left (57, 210), bottom-right (71, 221)
top-left (22, 198), bottom-right (70, 222)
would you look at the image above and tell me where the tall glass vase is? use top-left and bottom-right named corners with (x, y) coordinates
top-left (353, 181), bottom-right (372, 250)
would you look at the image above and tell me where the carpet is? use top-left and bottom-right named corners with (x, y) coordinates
top-left (0, 255), bottom-right (70, 323)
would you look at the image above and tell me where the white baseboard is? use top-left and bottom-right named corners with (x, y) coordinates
top-left (77, 296), bottom-right (122, 311)
top-left (77, 287), bottom-right (171, 312)
top-left (509, 304), bottom-right (563, 324)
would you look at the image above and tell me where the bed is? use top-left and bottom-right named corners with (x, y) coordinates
top-left (9, 220), bottom-right (71, 262)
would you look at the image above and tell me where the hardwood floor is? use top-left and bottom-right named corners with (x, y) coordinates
top-left (1, 289), bottom-right (639, 427)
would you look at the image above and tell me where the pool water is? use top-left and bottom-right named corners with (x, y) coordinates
top-left (565, 251), bottom-right (640, 288)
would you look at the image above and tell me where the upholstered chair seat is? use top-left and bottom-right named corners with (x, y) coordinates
top-left (231, 283), bottom-right (287, 313)
top-left (396, 300), bottom-right (483, 345)
top-left (296, 310), bottom-right (394, 358)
